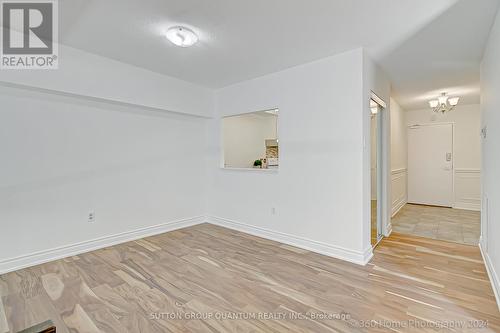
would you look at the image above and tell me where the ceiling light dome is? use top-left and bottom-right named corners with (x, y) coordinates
top-left (166, 26), bottom-right (198, 47)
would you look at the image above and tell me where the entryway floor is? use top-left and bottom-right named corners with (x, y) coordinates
top-left (391, 204), bottom-right (480, 245)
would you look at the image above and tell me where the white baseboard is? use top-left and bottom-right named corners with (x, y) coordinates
top-left (0, 216), bottom-right (205, 275)
top-left (1, 215), bottom-right (375, 274)
top-left (207, 216), bottom-right (373, 266)
top-left (385, 223), bottom-right (393, 237)
top-left (479, 239), bottom-right (500, 312)
top-left (453, 202), bottom-right (481, 211)
top-left (391, 198), bottom-right (407, 217)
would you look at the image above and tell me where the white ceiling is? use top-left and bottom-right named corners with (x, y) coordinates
top-left (58, 0), bottom-right (499, 110)
top-left (379, 0), bottom-right (500, 110)
top-left (59, 0), bottom-right (458, 87)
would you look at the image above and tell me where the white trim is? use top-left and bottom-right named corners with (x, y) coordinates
top-left (385, 223), bottom-right (393, 237)
top-left (207, 216), bottom-right (373, 266)
top-left (407, 122), bottom-right (455, 208)
top-left (368, 96), bottom-right (389, 256)
top-left (453, 168), bottom-right (481, 211)
top-left (479, 240), bottom-right (500, 312)
top-left (392, 201), bottom-right (406, 217)
top-left (391, 168), bottom-right (407, 175)
top-left (0, 81), bottom-right (212, 120)
top-left (0, 214), bottom-right (377, 274)
top-left (220, 167), bottom-right (279, 173)
top-left (371, 91), bottom-right (387, 109)
top-left (455, 168), bottom-right (481, 174)
top-left (391, 168), bottom-right (408, 217)
top-left (453, 202), bottom-right (481, 211)
top-left (0, 216), bottom-right (205, 275)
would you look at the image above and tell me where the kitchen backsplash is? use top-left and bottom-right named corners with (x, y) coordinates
top-left (266, 146), bottom-right (279, 158)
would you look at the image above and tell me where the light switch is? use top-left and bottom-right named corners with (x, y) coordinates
top-left (481, 126), bottom-right (487, 139)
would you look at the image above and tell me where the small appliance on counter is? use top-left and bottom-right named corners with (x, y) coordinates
top-left (267, 157), bottom-right (279, 169)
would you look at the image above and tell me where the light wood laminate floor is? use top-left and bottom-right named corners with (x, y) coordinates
top-left (392, 204), bottom-right (481, 245)
top-left (1, 224), bottom-right (498, 332)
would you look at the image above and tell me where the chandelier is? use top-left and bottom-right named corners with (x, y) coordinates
top-left (429, 92), bottom-right (460, 113)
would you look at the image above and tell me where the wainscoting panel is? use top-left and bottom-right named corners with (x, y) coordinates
top-left (391, 168), bottom-right (407, 217)
top-left (454, 169), bottom-right (481, 211)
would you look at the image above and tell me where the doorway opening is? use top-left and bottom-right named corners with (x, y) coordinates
top-left (389, 101), bottom-right (481, 246)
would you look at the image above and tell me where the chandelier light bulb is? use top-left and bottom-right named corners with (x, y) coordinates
top-left (449, 97), bottom-right (460, 106)
top-left (438, 94), bottom-right (448, 105)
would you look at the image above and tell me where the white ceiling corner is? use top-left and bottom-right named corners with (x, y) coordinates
top-left (378, 0), bottom-right (500, 110)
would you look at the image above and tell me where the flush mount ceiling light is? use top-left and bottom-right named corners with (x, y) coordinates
top-left (165, 26), bottom-right (198, 47)
top-left (429, 92), bottom-right (460, 113)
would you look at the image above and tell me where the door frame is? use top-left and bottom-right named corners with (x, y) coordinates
top-left (406, 122), bottom-right (455, 208)
top-left (369, 92), bottom-right (389, 249)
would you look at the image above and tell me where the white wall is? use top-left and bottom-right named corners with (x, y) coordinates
top-left (0, 78), bottom-right (210, 273)
top-left (406, 104), bottom-right (481, 210)
top-left (0, 46), bottom-right (392, 270)
top-left (480, 7), bottom-right (500, 310)
top-left (208, 49), bottom-right (370, 264)
top-left (390, 98), bottom-right (408, 216)
top-left (223, 114), bottom-right (277, 168)
top-left (0, 42), bottom-right (215, 273)
top-left (0, 43), bottom-right (214, 118)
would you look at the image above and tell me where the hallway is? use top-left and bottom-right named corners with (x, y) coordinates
top-left (392, 204), bottom-right (481, 245)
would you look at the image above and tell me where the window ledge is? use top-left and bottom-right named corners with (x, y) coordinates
top-left (221, 167), bottom-right (279, 173)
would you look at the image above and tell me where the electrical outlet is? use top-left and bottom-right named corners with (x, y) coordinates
top-left (271, 207), bottom-right (276, 215)
top-left (88, 211), bottom-right (95, 223)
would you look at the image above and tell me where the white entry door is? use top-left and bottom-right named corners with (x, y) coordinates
top-left (408, 123), bottom-right (453, 207)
